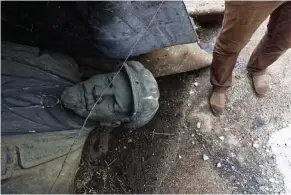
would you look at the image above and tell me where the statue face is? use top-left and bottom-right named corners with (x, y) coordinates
top-left (61, 71), bottom-right (133, 125)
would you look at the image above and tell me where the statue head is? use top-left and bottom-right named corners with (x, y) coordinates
top-left (61, 61), bottom-right (160, 128)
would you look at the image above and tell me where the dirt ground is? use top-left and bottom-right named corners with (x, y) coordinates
top-left (75, 19), bottom-right (291, 194)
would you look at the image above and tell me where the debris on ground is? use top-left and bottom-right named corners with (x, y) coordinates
top-left (197, 122), bottom-right (201, 129)
top-left (203, 154), bottom-right (210, 161)
top-left (219, 136), bottom-right (225, 141)
top-left (75, 19), bottom-right (291, 194)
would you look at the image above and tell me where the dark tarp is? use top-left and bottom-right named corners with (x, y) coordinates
top-left (1, 1), bottom-right (197, 59)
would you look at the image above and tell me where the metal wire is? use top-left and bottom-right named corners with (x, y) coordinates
top-left (49, 2), bottom-right (164, 193)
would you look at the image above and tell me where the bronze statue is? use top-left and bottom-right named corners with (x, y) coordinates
top-left (1, 41), bottom-right (159, 193)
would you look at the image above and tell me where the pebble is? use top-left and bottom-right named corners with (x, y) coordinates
top-left (269, 178), bottom-right (277, 183)
top-left (203, 154), bottom-right (209, 161)
top-left (224, 128), bottom-right (229, 132)
top-left (253, 142), bottom-right (260, 148)
top-left (217, 162), bottom-right (222, 168)
top-left (128, 139), bottom-right (133, 143)
top-left (219, 136), bottom-right (225, 141)
top-left (191, 141), bottom-right (195, 145)
top-left (123, 146), bottom-right (127, 149)
top-left (191, 134), bottom-right (195, 137)
top-left (197, 122), bottom-right (201, 129)
top-left (178, 155), bottom-right (182, 159)
top-left (265, 149), bottom-right (271, 153)
top-left (194, 81), bottom-right (199, 87)
top-left (255, 176), bottom-right (265, 184)
top-left (189, 90), bottom-right (194, 95)
top-left (235, 75), bottom-right (241, 79)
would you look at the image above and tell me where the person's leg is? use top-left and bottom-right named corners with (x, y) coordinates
top-left (247, 2), bottom-right (291, 96)
top-left (210, 1), bottom-right (283, 115)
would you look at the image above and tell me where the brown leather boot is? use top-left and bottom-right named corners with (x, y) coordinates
top-left (210, 91), bottom-right (227, 116)
top-left (250, 73), bottom-right (269, 97)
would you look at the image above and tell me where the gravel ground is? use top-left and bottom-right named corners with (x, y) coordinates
top-left (75, 19), bottom-right (291, 194)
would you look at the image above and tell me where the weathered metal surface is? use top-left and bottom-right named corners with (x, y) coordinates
top-left (136, 43), bottom-right (212, 77)
top-left (76, 43), bottom-right (212, 78)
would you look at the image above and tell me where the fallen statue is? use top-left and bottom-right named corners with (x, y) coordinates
top-left (1, 41), bottom-right (159, 193)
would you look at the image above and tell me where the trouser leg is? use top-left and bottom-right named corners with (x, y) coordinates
top-left (210, 1), bottom-right (283, 92)
top-left (247, 2), bottom-right (291, 75)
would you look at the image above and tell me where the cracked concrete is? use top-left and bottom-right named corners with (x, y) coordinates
top-left (75, 20), bottom-right (291, 194)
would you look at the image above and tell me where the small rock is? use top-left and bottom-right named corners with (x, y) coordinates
top-left (178, 155), bottom-right (182, 159)
top-left (235, 75), bottom-right (241, 79)
top-left (189, 90), bottom-right (194, 95)
top-left (269, 178), bottom-right (276, 183)
top-left (128, 139), bottom-right (133, 143)
top-left (187, 103), bottom-right (190, 107)
top-left (191, 134), bottom-right (195, 137)
top-left (224, 128), bottom-right (229, 132)
top-left (203, 154), bottom-right (209, 161)
top-left (197, 122), bottom-right (201, 129)
top-left (253, 142), bottom-right (260, 148)
top-left (265, 149), bottom-right (271, 153)
top-left (255, 176), bottom-right (265, 184)
top-left (228, 153), bottom-right (234, 158)
top-left (123, 146), bottom-right (127, 149)
top-left (191, 141), bottom-right (195, 145)
top-left (217, 162), bottom-right (222, 168)
top-left (194, 81), bottom-right (199, 87)
top-left (219, 136), bottom-right (225, 141)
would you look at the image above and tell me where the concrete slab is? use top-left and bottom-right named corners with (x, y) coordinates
top-left (184, 0), bottom-right (225, 15)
